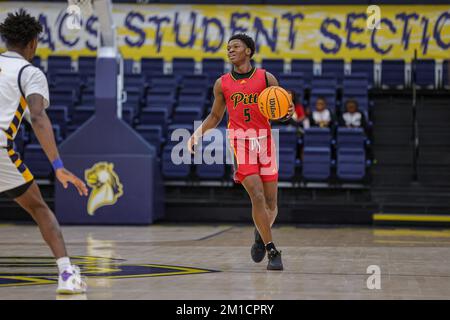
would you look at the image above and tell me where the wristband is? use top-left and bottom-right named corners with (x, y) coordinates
top-left (52, 158), bottom-right (64, 171)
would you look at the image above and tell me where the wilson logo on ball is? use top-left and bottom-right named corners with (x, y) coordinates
top-left (258, 86), bottom-right (291, 120)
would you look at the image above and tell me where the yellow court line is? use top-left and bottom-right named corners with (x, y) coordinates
top-left (373, 214), bottom-right (450, 222)
top-left (0, 276), bottom-right (55, 287)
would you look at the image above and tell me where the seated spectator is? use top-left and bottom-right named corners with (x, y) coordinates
top-left (308, 97), bottom-right (335, 128)
top-left (279, 90), bottom-right (309, 128)
top-left (339, 99), bottom-right (368, 132)
top-left (289, 90), bottom-right (306, 123)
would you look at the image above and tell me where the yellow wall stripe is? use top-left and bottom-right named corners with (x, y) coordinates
top-left (374, 214), bottom-right (450, 222)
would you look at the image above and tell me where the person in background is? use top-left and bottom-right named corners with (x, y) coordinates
top-left (339, 99), bottom-right (368, 133)
top-left (308, 97), bottom-right (335, 129)
top-left (285, 89), bottom-right (310, 129)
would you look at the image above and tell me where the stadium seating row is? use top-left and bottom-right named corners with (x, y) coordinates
top-left (34, 56), bottom-right (450, 89)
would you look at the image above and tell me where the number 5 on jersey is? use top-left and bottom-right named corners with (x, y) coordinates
top-left (244, 108), bottom-right (251, 122)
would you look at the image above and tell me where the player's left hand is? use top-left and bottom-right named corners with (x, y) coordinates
top-left (56, 168), bottom-right (89, 196)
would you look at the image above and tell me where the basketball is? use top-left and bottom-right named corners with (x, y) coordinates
top-left (258, 86), bottom-right (292, 120)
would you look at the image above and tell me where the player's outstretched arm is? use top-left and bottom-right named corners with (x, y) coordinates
top-left (187, 78), bottom-right (226, 154)
top-left (27, 94), bottom-right (88, 196)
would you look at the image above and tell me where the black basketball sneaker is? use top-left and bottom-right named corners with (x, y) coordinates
top-left (267, 248), bottom-right (283, 270)
top-left (251, 228), bottom-right (266, 263)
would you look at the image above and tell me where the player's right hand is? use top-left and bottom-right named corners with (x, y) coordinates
top-left (187, 135), bottom-right (198, 154)
top-left (56, 168), bottom-right (89, 196)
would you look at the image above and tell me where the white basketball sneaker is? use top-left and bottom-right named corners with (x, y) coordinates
top-left (56, 265), bottom-right (87, 294)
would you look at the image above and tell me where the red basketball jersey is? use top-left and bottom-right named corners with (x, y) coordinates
top-left (221, 68), bottom-right (271, 139)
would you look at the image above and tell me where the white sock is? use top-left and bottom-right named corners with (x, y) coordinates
top-left (56, 257), bottom-right (72, 274)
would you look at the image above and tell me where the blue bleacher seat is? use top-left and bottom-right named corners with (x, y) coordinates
top-left (139, 108), bottom-right (169, 131)
top-left (278, 74), bottom-right (305, 95)
top-left (123, 59), bottom-right (134, 75)
top-left (80, 89), bottom-right (95, 106)
top-left (321, 59), bottom-right (345, 84)
top-left (50, 89), bottom-right (76, 112)
top-left (343, 74), bottom-right (370, 90)
top-left (278, 147), bottom-right (297, 181)
top-left (337, 147), bottom-right (366, 181)
top-left (47, 105), bottom-right (69, 136)
top-left (47, 56), bottom-right (72, 74)
top-left (202, 58), bottom-right (225, 80)
top-left (50, 72), bottom-right (82, 98)
top-left (291, 59), bottom-right (314, 84)
top-left (135, 125), bottom-right (165, 151)
top-left (141, 58), bottom-right (164, 76)
top-left (172, 108), bottom-right (202, 125)
top-left (351, 59), bottom-right (374, 86)
top-left (195, 145), bottom-right (226, 180)
top-left (123, 88), bottom-right (142, 114)
top-left (124, 74), bottom-right (146, 90)
top-left (149, 75), bottom-right (178, 90)
top-left (144, 101), bottom-right (175, 115)
top-left (311, 75), bottom-right (337, 89)
top-left (146, 90), bottom-right (176, 106)
top-left (303, 128), bottom-right (332, 147)
top-left (29, 125), bottom-right (62, 144)
top-left (302, 146), bottom-right (331, 181)
top-left (336, 127), bottom-right (366, 148)
top-left (178, 91), bottom-right (207, 106)
top-left (83, 75), bottom-right (96, 91)
top-left (72, 106), bottom-right (94, 125)
top-left (162, 144), bottom-right (191, 179)
top-left (381, 59), bottom-right (405, 88)
top-left (51, 71), bottom-right (81, 86)
top-left (277, 126), bottom-right (298, 150)
top-left (172, 58), bottom-right (195, 76)
top-left (23, 144), bottom-right (52, 178)
top-left (181, 74), bottom-right (209, 91)
top-left (415, 59), bottom-right (435, 88)
top-left (78, 56), bottom-right (96, 76)
top-left (262, 59), bottom-right (284, 79)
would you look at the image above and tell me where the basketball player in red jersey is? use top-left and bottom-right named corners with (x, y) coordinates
top-left (188, 34), bottom-right (293, 270)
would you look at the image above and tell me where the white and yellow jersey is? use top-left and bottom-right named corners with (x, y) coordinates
top-left (0, 50), bottom-right (49, 148)
top-left (0, 51), bottom-right (50, 195)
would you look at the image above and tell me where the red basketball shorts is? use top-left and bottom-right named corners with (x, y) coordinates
top-left (229, 135), bottom-right (278, 183)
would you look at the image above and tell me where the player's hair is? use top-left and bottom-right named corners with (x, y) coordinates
top-left (228, 33), bottom-right (255, 58)
top-left (316, 96), bottom-right (327, 104)
top-left (0, 9), bottom-right (42, 48)
top-left (345, 98), bottom-right (359, 109)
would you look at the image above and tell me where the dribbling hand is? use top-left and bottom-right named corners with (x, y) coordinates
top-left (187, 135), bottom-right (199, 154)
top-left (56, 168), bottom-right (89, 196)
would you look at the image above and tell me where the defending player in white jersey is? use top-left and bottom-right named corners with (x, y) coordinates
top-left (0, 10), bottom-right (88, 294)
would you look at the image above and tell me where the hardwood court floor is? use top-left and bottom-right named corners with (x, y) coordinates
top-left (1, 224), bottom-right (450, 300)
